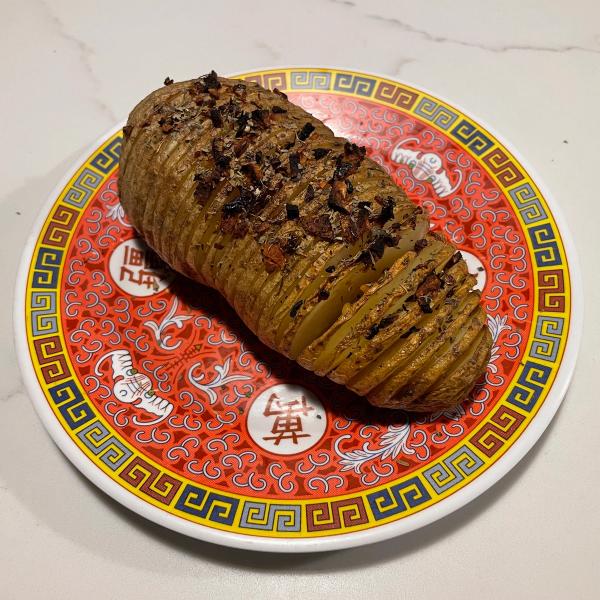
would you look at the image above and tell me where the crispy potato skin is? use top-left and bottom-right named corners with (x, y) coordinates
top-left (119, 73), bottom-right (492, 413)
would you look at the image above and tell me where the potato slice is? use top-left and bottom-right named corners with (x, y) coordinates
top-left (302, 237), bottom-right (455, 375)
top-left (367, 294), bottom-right (485, 408)
top-left (328, 260), bottom-right (469, 383)
top-left (281, 216), bottom-right (429, 357)
top-left (119, 74), bottom-right (493, 413)
top-left (349, 276), bottom-right (478, 396)
top-left (408, 318), bottom-right (492, 412)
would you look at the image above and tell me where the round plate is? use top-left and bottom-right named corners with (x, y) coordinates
top-left (15, 68), bottom-right (582, 552)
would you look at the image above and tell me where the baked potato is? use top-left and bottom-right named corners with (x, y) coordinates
top-left (118, 72), bottom-right (492, 412)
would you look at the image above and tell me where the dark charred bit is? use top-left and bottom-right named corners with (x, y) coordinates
top-left (414, 238), bottom-right (428, 253)
top-left (158, 116), bottom-right (175, 133)
top-left (313, 148), bottom-right (330, 160)
top-left (417, 273), bottom-right (441, 299)
top-left (448, 251), bottom-right (463, 267)
top-left (273, 88), bottom-right (288, 99)
top-left (346, 179), bottom-right (354, 194)
top-left (325, 265), bottom-right (336, 273)
top-left (233, 137), bottom-right (251, 157)
top-left (194, 70), bottom-right (221, 92)
top-left (400, 325), bottom-right (419, 338)
top-left (375, 195), bottom-right (395, 224)
top-left (357, 200), bottom-right (372, 210)
top-left (378, 313), bottom-right (397, 329)
top-left (440, 272), bottom-right (456, 289)
top-left (271, 105), bottom-right (287, 114)
top-left (232, 83), bottom-right (247, 96)
top-left (235, 112), bottom-right (250, 137)
top-left (318, 289), bottom-right (330, 301)
top-left (328, 181), bottom-right (350, 214)
top-left (221, 187), bottom-right (254, 216)
top-left (282, 231), bottom-right (301, 254)
top-left (289, 299), bottom-right (304, 318)
top-left (357, 228), bottom-right (396, 266)
top-left (300, 214), bottom-right (335, 241)
top-left (283, 139), bottom-right (296, 151)
top-left (298, 122), bottom-right (316, 141)
top-left (251, 108), bottom-right (269, 129)
top-left (417, 296), bottom-right (433, 313)
top-left (339, 215), bottom-right (360, 243)
top-left (343, 141), bottom-right (367, 170)
top-left (122, 125), bottom-right (133, 139)
top-left (255, 151), bottom-right (263, 164)
top-left (241, 162), bottom-right (263, 185)
top-left (304, 184), bottom-right (315, 202)
top-left (333, 159), bottom-right (354, 181)
top-left (344, 141), bottom-right (367, 157)
top-left (193, 170), bottom-right (218, 203)
top-left (262, 243), bottom-right (286, 273)
top-left (289, 153), bottom-right (302, 180)
top-left (221, 213), bottom-right (250, 239)
top-left (212, 141), bottom-right (231, 171)
top-left (286, 204), bottom-right (300, 220)
top-left (164, 76), bottom-right (174, 86)
top-left (209, 107), bottom-right (223, 128)
top-left (252, 219), bottom-right (271, 238)
top-left (365, 323), bottom-right (380, 340)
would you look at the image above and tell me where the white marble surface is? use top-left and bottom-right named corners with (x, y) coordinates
top-left (1, 0), bottom-right (599, 598)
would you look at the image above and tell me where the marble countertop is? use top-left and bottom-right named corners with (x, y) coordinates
top-left (1, 0), bottom-right (599, 598)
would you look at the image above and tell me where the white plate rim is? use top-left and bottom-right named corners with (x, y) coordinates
top-left (14, 67), bottom-right (584, 553)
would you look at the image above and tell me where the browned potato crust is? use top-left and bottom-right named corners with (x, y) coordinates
top-left (118, 72), bottom-right (492, 412)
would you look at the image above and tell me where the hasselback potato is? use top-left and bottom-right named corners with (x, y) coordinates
top-left (118, 72), bottom-right (492, 412)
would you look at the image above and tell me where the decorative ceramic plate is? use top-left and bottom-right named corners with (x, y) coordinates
top-left (15, 68), bottom-right (582, 552)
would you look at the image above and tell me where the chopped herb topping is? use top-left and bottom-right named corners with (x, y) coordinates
top-left (272, 105), bottom-right (287, 114)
